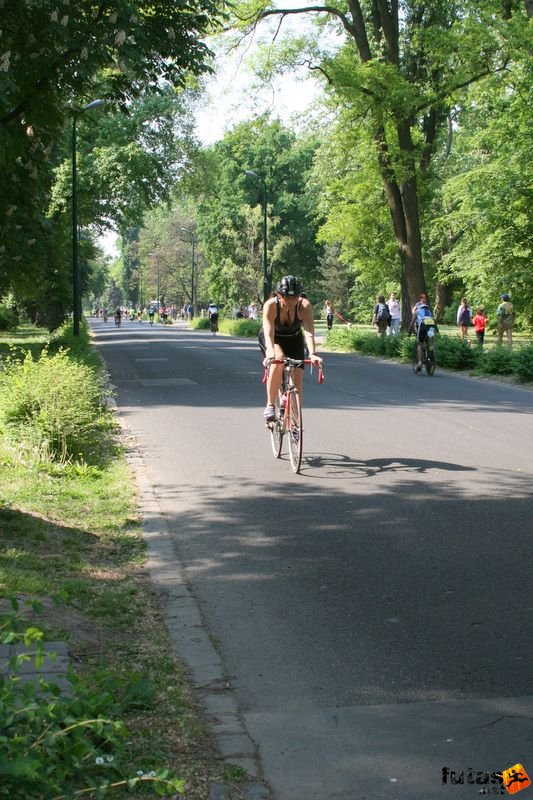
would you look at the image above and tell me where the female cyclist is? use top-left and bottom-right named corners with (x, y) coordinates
top-left (259, 275), bottom-right (322, 422)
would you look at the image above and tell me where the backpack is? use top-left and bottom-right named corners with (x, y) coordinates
top-left (377, 303), bottom-right (391, 323)
top-left (500, 301), bottom-right (513, 319)
top-left (459, 306), bottom-right (471, 326)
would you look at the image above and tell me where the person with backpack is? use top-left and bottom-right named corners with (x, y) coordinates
top-left (456, 298), bottom-right (472, 340)
top-left (372, 295), bottom-right (391, 336)
top-left (496, 293), bottom-right (515, 347)
top-left (409, 292), bottom-right (437, 371)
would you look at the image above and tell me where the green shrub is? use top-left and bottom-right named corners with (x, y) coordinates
top-left (0, 306), bottom-right (18, 331)
top-left (190, 317), bottom-right (210, 330)
top-left (512, 345), bottom-right (533, 383)
top-left (432, 335), bottom-right (480, 370)
top-left (398, 335), bottom-right (417, 362)
top-left (48, 320), bottom-right (101, 371)
top-left (478, 346), bottom-right (515, 375)
top-left (0, 601), bottom-right (184, 800)
top-left (326, 327), bottom-right (405, 358)
top-left (219, 318), bottom-right (261, 337)
top-left (324, 327), bottom-right (354, 351)
top-left (0, 348), bottom-right (114, 465)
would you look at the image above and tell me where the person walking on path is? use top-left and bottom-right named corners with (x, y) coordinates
top-left (387, 292), bottom-right (401, 336)
top-left (496, 293), bottom-right (515, 347)
top-left (457, 298), bottom-right (472, 340)
top-left (472, 308), bottom-right (488, 346)
top-left (372, 296), bottom-right (391, 336)
top-left (325, 300), bottom-right (335, 331)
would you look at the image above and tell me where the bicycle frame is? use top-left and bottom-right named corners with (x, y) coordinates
top-left (262, 358), bottom-right (324, 473)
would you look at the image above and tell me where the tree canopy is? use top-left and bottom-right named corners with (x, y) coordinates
top-left (0, 0), bottom-right (225, 325)
top-left (230, 0), bottom-right (532, 322)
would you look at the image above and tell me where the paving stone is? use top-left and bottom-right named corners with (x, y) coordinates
top-left (240, 782), bottom-right (272, 800)
top-left (208, 783), bottom-right (231, 800)
top-left (200, 691), bottom-right (240, 717)
top-left (215, 733), bottom-right (256, 758)
top-left (0, 642), bottom-right (71, 694)
top-left (210, 713), bottom-right (246, 736)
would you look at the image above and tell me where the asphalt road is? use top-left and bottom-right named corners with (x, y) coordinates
top-left (92, 318), bottom-right (533, 800)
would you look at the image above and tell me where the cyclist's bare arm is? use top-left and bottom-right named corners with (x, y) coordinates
top-left (300, 300), bottom-right (323, 365)
top-left (262, 298), bottom-right (279, 365)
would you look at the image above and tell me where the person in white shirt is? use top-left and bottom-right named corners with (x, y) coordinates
top-left (208, 302), bottom-right (219, 334)
top-left (387, 292), bottom-right (401, 335)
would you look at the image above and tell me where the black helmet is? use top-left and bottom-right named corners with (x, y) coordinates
top-left (276, 275), bottom-right (302, 297)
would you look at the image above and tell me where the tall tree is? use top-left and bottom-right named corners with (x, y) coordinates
top-left (435, 66), bottom-right (533, 325)
top-left (0, 0), bottom-right (224, 325)
top-left (235, 0), bottom-right (526, 319)
top-left (192, 117), bottom-right (324, 304)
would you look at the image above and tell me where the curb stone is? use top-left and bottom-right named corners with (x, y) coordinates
top-left (122, 445), bottom-right (273, 800)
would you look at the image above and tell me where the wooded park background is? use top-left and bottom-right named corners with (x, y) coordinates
top-left (1, 1), bottom-right (531, 331)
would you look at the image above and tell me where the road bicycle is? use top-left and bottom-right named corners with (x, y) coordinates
top-left (412, 335), bottom-right (435, 376)
top-left (209, 314), bottom-right (218, 334)
top-left (263, 357), bottom-right (325, 474)
top-left (114, 313), bottom-right (121, 328)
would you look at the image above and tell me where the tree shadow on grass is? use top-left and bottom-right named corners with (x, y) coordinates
top-left (0, 506), bottom-right (144, 650)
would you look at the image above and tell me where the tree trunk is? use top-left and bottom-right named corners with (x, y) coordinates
top-left (434, 282), bottom-right (455, 322)
top-left (375, 121), bottom-right (427, 327)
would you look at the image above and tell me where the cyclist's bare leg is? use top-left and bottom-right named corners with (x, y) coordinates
top-left (293, 366), bottom-right (304, 404)
top-left (265, 344), bottom-right (285, 405)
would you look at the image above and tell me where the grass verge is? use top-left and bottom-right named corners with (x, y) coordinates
top-left (0, 322), bottom-right (220, 798)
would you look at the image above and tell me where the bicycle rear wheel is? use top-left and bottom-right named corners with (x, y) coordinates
top-left (269, 394), bottom-right (284, 458)
top-left (287, 388), bottom-right (303, 473)
top-left (425, 340), bottom-right (436, 375)
top-left (411, 343), bottom-right (419, 374)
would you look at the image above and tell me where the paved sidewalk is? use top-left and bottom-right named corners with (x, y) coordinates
top-left (0, 641), bottom-right (71, 692)
top-left (129, 448), bottom-right (273, 800)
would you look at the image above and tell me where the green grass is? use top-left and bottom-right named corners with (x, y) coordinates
top-left (0, 324), bottom-right (220, 799)
top-left (0, 323), bottom-right (49, 361)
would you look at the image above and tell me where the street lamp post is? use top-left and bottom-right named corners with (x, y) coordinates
top-left (72, 99), bottom-right (105, 336)
top-left (244, 170), bottom-right (269, 302)
top-left (181, 228), bottom-right (196, 318)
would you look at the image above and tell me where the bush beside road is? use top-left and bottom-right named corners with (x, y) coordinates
top-left (0, 322), bottom-right (221, 799)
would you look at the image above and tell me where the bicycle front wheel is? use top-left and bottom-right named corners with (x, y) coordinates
top-left (270, 395), bottom-right (284, 458)
top-left (287, 388), bottom-right (303, 473)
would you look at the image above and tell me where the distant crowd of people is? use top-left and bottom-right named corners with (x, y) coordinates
top-left (367, 292), bottom-right (515, 346)
top-left (94, 290), bottom-right (517, 347)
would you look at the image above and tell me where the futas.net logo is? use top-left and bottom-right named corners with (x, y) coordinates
top-left (442, 764), bottom-right (531, 795)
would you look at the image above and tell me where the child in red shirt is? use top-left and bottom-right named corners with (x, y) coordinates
top-left (472, 307), bottom-right (488, 345)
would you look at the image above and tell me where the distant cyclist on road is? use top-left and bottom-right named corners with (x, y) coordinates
top-left (259, 275), bottom-right (322, 423)
top-left (208, 301), bottom-right (219, 334)
top-left (409, 292), bottom-right (437, 372)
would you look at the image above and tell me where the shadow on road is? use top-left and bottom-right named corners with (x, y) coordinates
top-left (300, 455), bottom-right (477, 479)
